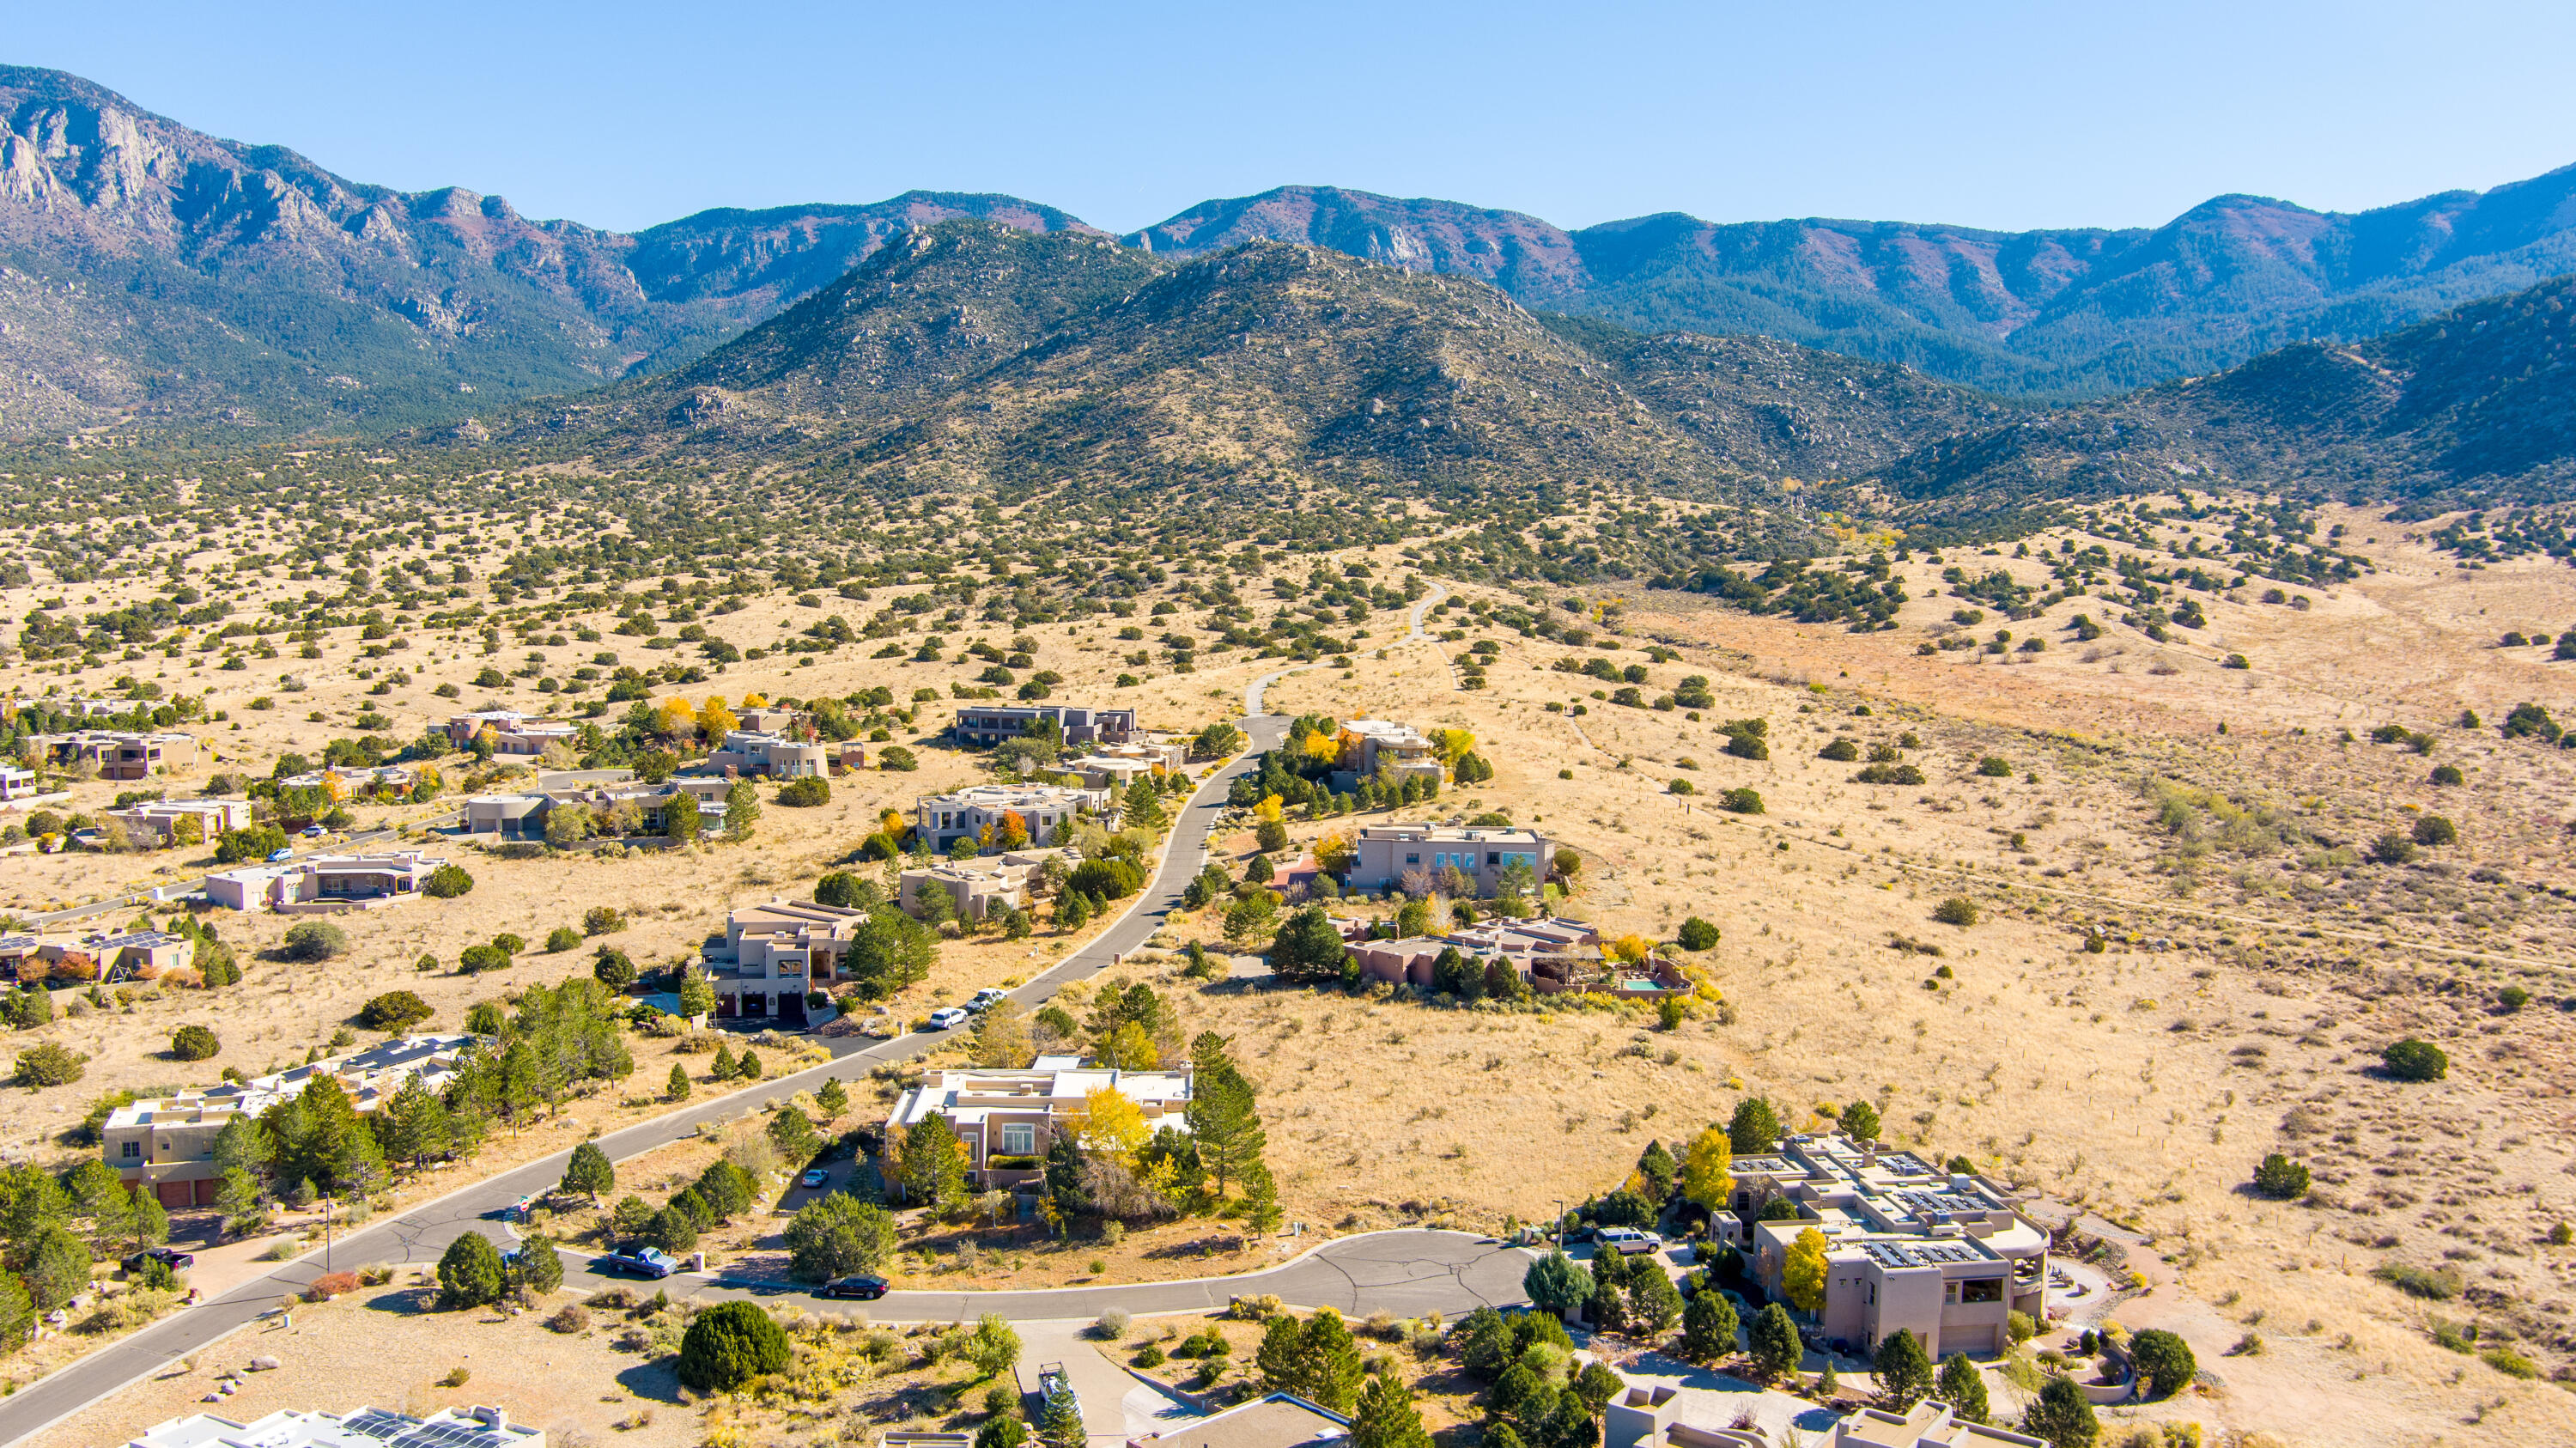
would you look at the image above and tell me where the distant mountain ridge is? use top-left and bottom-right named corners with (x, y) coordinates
top-left (7, 60), bottom-right (2576, 439)
top-left (1133, 179), bottom-right (2576, 397)
top-left (0, 65), bottom-right (1091, 435)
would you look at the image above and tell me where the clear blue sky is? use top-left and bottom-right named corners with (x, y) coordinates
top-left (15, 1), bottom-right (2575, 237)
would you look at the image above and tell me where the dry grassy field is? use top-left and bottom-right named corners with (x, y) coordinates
top-left (3, 487), bottom-right (2574, 1445)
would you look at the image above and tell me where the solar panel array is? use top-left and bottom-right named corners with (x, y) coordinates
top-left (1859, 1238), bottom-right (1988, 1269)
top-left (330, 1408), bottom-right (518, 1448)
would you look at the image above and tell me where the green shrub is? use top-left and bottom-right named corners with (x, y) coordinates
top-left (2410, 814), bottom-right (2457, 847)
top-left (422, 863), bottom-right (475, 897)
top-left (360, 990), bottom-right (433, 1031)
top-left (1933, 897), bottom-right (1979, 928)
top-left (776, 776), bottom-right (831, 807)
top-left (2372, 1262), bottom-right (2463, 1299)
top-left (167, 1025), bottom-right (221, 1062)
top-left (1819, 739), bottom-right (1859, 762)
top-left (2381, 1038), bottom-right (2447, 1081)
top-left (281, 922), bottom-right (349, 962)
top-left (544, 927), bottom-right (582, 953)
top-left (1719, 788), bottom-right (1764, 815)
top-left (2251, 1153), bottom-right (2310, 1200)
top-left (457, 945), bottom-right (510, 974)
top-left (677, 1300), bottom-right (790, 1392)
top-left (1975, 756), bottom-right (2013, 777)
top-left (13, 1042), bottom-right (88, 1086)
top-left (1675, 917), bottom-right (1719, 952)
top-left (877, 747), bottom-right (918, 772)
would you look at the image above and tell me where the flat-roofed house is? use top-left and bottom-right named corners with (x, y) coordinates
top-left (949, 704), bottom-right (1139, 748)
top-left (107, 798), bottom-right (252, 846)
top-left (708, 729), bottom-right (829, 778)
top-left (0, 764), bottom-right (41, 801)
top-left (1348, 823), bottom-right (1552, 897)
top-left (1741, 1133), bottom-right (2051, 1359)
top-left (125, 1402), bottom-right (546, 1448)
top-left (1125, 1394), bottom-right (1350, 1448)
top-left (1829, 1399), bottom-right (2046, 1448)
top-left (104, 1033), bottom-right (479, 1207)
top-left (914, 783), bottom-right (1108, 851)
top-left (1335, 721), bottom-right (1444, 788)
top-left (885, 1055), bottom-right (1194, 1189)
top-left (273, 851), bottom-right (445, 911)
top-left (705, 899), bottom-right (870, 1024)
top-left (36, 730), bottom-right (197, 780)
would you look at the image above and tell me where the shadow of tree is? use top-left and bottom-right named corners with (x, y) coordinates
top-left (358, 1286), bottom-right (443, 1317)
top-left (613, 1359), bottom-right (685, 1404)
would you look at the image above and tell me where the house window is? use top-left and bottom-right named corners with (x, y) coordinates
top-left (1486, 852), bottom-right (1500, 866)
top-left (1404, 853), bottom-right (1419, 865)
top-left (1960, 1277), bottom-right (2003, 1304)
top-left (121, 1141), bottom-right (140, 1159)
top-left (1000, 1123), bottom-right (1036, 1155)
top-left (1944, 1281), bottom-right (1960, 1305)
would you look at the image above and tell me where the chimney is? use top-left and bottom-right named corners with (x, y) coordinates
top-left (471, 1406), bottom-right (507, 1428)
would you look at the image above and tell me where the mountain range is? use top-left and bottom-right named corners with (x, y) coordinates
top-left (513, 214), bottom-right (2576, 522)
top-left (9, 62), bottom-right (2576, 441)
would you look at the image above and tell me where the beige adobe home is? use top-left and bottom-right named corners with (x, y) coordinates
top-left (899, 847), bottom-right (1072, 922)
top-left (1330, 720), bottom-right (1444, 790)
top-left (914, 782), bottom-right (1109, 852)
top-left (708, 727), bottom-right (829, 778)
top-left (103, 1034), bottom-right (478, 1207)
top-left (949, 703), bottom-right (1139, 747)
top-left (443, 709), bottom-right (579, 757)
top-left (705, 898), bottom-right (870, 1023)
top-left (1828, 1399), bottom-right (2046, 1447)
top-left (1347, 823), bottom-right (1552, 896)
top-left (1124, 1393), bottom-right (1351, 1448)
top-left (1738, 1133), bottom-right (2050, 1360)
top-left (884, 1055), bottom-right (1194, 1189)
top-left (33, 729), bottom-right (197, 779)
top-left (107, 798), bottom-right (253, 845)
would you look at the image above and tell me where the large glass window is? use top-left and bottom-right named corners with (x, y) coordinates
top-left (1001, 1123), bottom-right (1036, 1155)
top-left (1960, 1277), bottom-right (2004, 1303)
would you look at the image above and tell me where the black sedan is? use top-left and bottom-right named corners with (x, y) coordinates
top-left (122, 1246), bottom-right (195, 1273)
top-left (818, 1274), bottom-right (889, 1300)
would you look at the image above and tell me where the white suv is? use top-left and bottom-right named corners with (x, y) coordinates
top-left (926, 1007), bottom-right (972, 1030)
top-left (1595, 1227), bottom-right (1664, 1256)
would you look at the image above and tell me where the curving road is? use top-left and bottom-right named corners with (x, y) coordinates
top-left (0, 639), bottom-right (1478, 1443)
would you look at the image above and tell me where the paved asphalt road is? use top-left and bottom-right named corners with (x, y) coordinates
top-left (0, 583), bottom-right (1461, 1440)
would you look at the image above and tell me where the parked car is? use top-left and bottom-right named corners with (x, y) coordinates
top-left (818, 1274), bottom-right (888, 1300)
top-left (799, 1167), bottom-right (830, 1189)
top-left (122, 1245), bottom-right (194, 1273)
top-left (299, 824), bottom-right (326, 838)
top-left (597, 1244), bottom-right (679, 1279)
top-left (266, 847), bottom-right (295, 862)
top-left (1595, 1226), bottom-right (1664, 1256)
top-left (967, 988), bottom-right (1010, 1013)
top-left (926, 1007), bottom-right (971, 1030)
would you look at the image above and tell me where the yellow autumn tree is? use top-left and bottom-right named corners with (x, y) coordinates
top-left (1609, 934), bottom-right (1654, 964)
top-left (1783, 1226), bottom-right (1831, 1313)
top-left (1430, 727), bottom-right (1477, 767)
top-left (1313, 830), bottom-right (1357, 876)
top-left (1680, 1128), bottom-right (1734, 1212)
top-left (654, 697), bottom-right (698, 740)
top-left (740, 692), bottom-right (768, 708)
top-left (998, 810), bottom-right (1029, 850)
top-left (699, 697), bottom-right (739, 739)
top-left (1101, 1019), bottom-right (1161, 1071)
top-left (878, 807), bottom-right (906, 837)
top-left (1254, 794), bottom-right (1285, 824)
top-left (1072, 1086), bottom-right (1149, 1169)
top-left (1300, 730), bottom-right (1340, 766)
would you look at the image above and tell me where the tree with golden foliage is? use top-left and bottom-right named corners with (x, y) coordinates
top-left (1680, 1128), bottom-right (1734, 1212)
top-left (699, 697), bottom-right (739, 739)
top-left (1254, 794), bottom-right (1285, 824)
top-left (1783, 1226), bottom-right (1830, 1313)
top-left (1072, 1086), bottom-right (1149, 1169)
